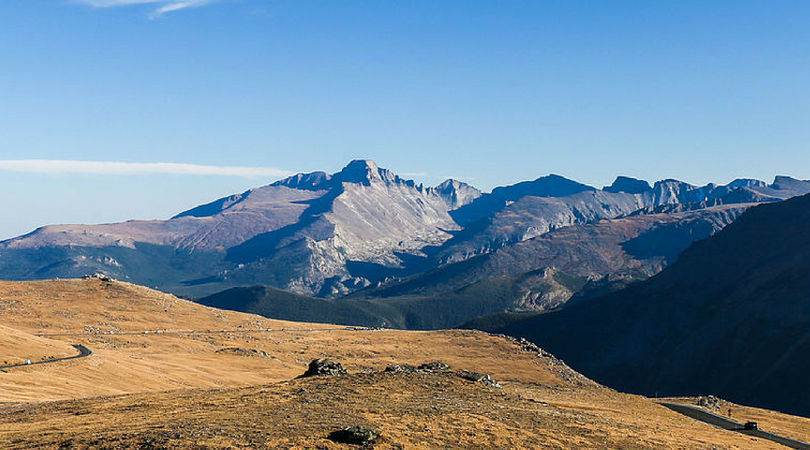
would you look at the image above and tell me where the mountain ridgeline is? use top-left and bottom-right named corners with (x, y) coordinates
top-left (0, 160), bottom-right (809, 328)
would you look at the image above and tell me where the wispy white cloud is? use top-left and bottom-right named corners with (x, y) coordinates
top-left (0, 160), bottom-right (293, 178)
top-left (69, 0), bottom-right (222, 17)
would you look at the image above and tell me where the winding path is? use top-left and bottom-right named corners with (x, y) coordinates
top-left (0, 345), bottom-right (92, 371)
top-left (659, 402), bottom-right (810, 450)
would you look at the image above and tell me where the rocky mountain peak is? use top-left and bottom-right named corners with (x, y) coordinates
top-left (433, 179), bottom-right (482, 209)
top-left (772, 175), bottom-right (805, 189)
top-left (727, 178), bottom-right (767, 189)
top-left (489, 174), bottom-right (595, 200)
top-left (604, 176), bottom-right (652, 194)
top-left (334, 159), bottom-right (387, 185)
top-left (273, 159), bottom-right (415, 190)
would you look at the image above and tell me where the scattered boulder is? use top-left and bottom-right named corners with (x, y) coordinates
top-left (697, 395), bottom-right (721, 411)
top-left (327, 425), bottom-right (378, 447)
top-left (299, 358), bottom-right (347, 378)
top-left (418, 361), bottom-right (451, 373)
top-left (457, 370), bottom-right (502, 388)
top-left (215, 347), bottom-right (269, 358)
top-left (384, 364), bottom-right (418, 373)
top-left (83, 273), bottom-right (115, 282)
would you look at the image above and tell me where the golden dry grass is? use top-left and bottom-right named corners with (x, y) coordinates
top-left (0, 278), bottom-right (806, 449)
top-left (0, 373), bottom-right (797, 449)
top-left (0, 279), bottom-right (563, 402)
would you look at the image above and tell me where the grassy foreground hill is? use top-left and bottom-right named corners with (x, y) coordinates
top-left (0, 278), bottom-right (808, 448)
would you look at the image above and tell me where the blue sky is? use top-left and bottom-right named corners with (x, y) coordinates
top-left (1, 1), bottom-right (809, 239)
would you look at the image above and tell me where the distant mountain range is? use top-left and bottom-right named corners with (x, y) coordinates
top-left (1, 160), bottom-right (809, 323)
top-left (478, 192), bottom-right (810, 417)
top-left (5, 159), bottom-right (810, 419)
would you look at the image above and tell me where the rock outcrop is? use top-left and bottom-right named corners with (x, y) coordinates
top-left (300, 358), bottom-right (347, 378)
top-left (327, 425), bottom-right (379, 447)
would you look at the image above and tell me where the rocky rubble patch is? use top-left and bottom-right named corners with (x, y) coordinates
top-left (83, 273), bottom-right (115, 282)
top-left (417, 361), bottom-right (451, 373)
top-left (697, 395), bottom-right (721, 411)
top-left (494, 334), bottom-right (597, 387)
top-left (385, 361), bottom-right (452, 373)
top-left (384, 361), bottom-right (501, 388)
top-left (384, 364), bottom-right (419, 373)
top-left (215, 347), bottom-right (270, 358)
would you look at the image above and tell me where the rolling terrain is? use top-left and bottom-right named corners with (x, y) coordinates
top-left (1, 277), bottom-right (809, 449)
top-left (484, 192), bottom-right (810, 417)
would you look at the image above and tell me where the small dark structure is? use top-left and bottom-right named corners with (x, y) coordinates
top-left (744, 421), bottom-right (759, 430)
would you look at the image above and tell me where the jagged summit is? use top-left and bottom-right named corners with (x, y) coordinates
top-left (272, 159), bottom-right (423, 190)
top-left (333, 159), bottom-right (384, 185)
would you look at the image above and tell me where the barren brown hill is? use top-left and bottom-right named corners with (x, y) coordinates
top-left (0, 278), bottom-right (566, 402)
top-left (1, 278), bottom-right (808, 449)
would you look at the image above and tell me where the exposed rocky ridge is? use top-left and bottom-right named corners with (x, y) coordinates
top-left (488, 192), bottom-right (810, 417)
top-left (0, 160), bottom-right (808, 300)
top-left (359, 204), bottom-right (750, 301)
top-left (435, 175), bottom-right (810, 265)
top-left (0, 160), bottom-right (473, 296)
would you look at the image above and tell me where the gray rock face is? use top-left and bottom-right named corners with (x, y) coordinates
top-left (432, 179), bottom-right (482, 209)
